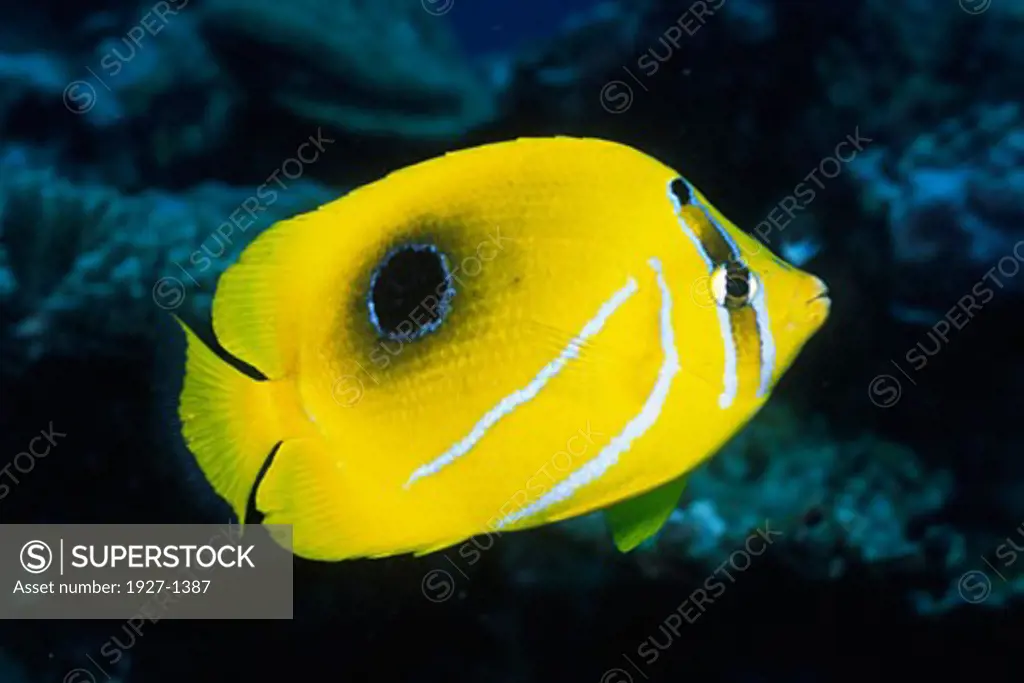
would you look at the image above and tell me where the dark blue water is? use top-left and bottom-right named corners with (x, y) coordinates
top-left (449, 0), bottom-right (600, 54)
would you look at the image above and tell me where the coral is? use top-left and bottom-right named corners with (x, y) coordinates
top-left (0, 10), bottom-right (234, 188)
top-left (547, 402), bottom-right (984, 614)
top-left (676, 404), bottom-right (957, 582)
top-left (813, 0), bottom-right (961, 143)
top-left (505, 1), bottom-right (651, 122)
top-left (0, 145), bottom-right (334, 370)
top-left (196, 0), bottom-right (498, 140)
top-left (850, 102), bottom-right (1024, 316)
top-left (810, 0), bottom-right (1024, 146)
top-left (912, 521), bottom-right (1024, 615)
top-left (0, 51), bottom-right (69, 125)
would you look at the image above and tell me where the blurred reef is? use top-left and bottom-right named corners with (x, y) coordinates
top-left (1, 0), bottom-right (1023, 682)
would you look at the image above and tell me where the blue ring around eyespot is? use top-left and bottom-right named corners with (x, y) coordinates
top-left (366, 243), bottom-right (456, 341)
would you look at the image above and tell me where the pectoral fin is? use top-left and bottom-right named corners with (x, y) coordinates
top-left (605, 475), bottom-right (688, 552)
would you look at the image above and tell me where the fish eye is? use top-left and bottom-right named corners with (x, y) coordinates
top-left (367, 244), bottom-right (454, 341)
top-left (710, 262), bottom-right (757, 309)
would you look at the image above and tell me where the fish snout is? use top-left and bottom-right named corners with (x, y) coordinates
top-left (780, 273), bottom-right (830, 334)
top-left (801, 275), bottom-right (830, 329)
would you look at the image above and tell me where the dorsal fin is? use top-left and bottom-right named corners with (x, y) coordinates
top-left (212, 211), bottom-right (325, 379)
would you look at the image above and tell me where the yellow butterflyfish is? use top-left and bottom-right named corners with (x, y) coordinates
top-left (177, 137), bottom-right (830, 561)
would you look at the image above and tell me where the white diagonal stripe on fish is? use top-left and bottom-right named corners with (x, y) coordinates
top-left (750, 280), bottom-right (776, 398)
top-left (404, 275), bottom-right (641, 488)
top-left (494, 257), bottom-right (680, 528)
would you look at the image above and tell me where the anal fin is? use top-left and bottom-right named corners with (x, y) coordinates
top-left (604, 474), bottom-right (688, 553)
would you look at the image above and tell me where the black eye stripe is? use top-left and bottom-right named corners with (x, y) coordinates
top-left (726, 270), bottom-right (750, 298)
top-left (669, 177), bottom-right (736, 266)
top-left (669, 177), bottom-right (693, 206)
top-left (666, 175), bottom-right (767, 399)
top-left (717, 262), bottom-right (754, 309)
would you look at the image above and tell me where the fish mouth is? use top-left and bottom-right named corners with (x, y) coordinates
top-left (806, 277), bottom-right (830, 304)
top-left (802, 278), bottom-right (830, 327)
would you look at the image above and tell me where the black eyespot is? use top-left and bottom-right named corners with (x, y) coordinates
top-left (368, 244), bottom-right (454, 341)
top-left (669, 177), bottom-right (694, 205)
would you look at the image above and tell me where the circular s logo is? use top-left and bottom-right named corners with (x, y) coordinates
top-left (20, 540), bottom-right (53, 574)
top-left (959, 0), bottom-right (991, 14)
top-left (600, 81), bottom-right (634, 114)
top-left (152, 276), bottom-right (186, 310)
top-left (332, 374), bottom-right (364, 408)
top-left (63, 81), bottom-right (97, 114)
top-left (63, 669), bottom-right (98, 683)
top-left (867, 374), bottom-right (901, 408)
top-left (422, 0), bottom-right (454, 16)
top-left (600, 668), bottom-right (634, 683)
top-left (421, 569), bottom-right (455, 603)
top-left (957, 569), bottom-right (991, 604)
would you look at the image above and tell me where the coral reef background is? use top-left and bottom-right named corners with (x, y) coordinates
top-left (1, 0), bottom-right (1022, 681)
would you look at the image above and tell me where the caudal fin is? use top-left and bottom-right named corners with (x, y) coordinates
top-left (177, 319), bottom-right (283, 522)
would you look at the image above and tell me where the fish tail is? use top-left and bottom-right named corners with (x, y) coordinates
top-left (176, 317), bottom-right (290, 523)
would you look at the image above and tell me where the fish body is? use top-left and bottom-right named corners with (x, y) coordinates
top-left (178, 137), bottom-right (830, 561)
